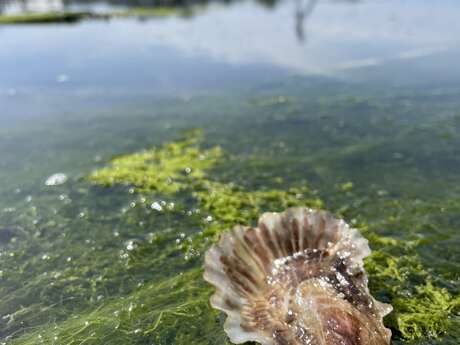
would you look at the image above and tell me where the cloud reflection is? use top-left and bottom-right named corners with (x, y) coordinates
top-left (108, 0), bottom-right (460, 77)
top-left (0, 0), bottom-right (459, 91)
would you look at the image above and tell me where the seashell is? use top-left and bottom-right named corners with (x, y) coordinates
top-left (204, 207), bottom-right (392, 345)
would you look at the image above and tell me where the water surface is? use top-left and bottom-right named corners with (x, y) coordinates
top-left (0, 0), bottom-right (459, 344)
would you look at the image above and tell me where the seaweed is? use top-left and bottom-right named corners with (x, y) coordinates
top-left (89, 129), bottom-right (223, 195)
top-left (86, 131), bottom-right (460, 344)
top-left (3, 130), bottom-right (322, 344)
top-left (11, 268), bottom-right (229, 345)
top-left (3, 101), bottom-right (460, 344)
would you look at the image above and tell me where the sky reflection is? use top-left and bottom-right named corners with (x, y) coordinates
top-left (0, 0), bottom-right (459, 98)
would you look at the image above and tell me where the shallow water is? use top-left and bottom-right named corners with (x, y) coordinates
top-left (0, 0), bottom-right (459, 344)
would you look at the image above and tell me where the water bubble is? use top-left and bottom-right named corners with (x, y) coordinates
top-left (125, 240), bottom-right (138, 251)
top-left (45, 173), bottom-right (67, 186)
top-left (128, 303), bottom-right (135, 312)
top-left (377, 190), bottom-right (388, 197)
top-left (151, 202), bottom-right (163, 211)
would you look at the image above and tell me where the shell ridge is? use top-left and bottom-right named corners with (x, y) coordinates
top-left (232, 227), bottom-right (268, 283)
top-left (243, 228), bottom-right (271, 275)
top-left (204, 207), bottom-right (392, 345)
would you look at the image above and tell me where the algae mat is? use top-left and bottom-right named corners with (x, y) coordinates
top-left (0, 89), bottom-right (459, 345)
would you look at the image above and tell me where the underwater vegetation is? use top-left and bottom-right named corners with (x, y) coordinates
top-left (1, 90), bottom-right (460, 344)
top-left (89, 130), bottom-right (323, 258)
top-left (89, 130), bottom-right (460, 344)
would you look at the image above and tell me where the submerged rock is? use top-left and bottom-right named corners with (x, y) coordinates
top-left (204, 207), bottom-right (392, 345)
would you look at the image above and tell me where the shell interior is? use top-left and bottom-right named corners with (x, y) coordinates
top-left (204, 207), bottom-right (392, 345)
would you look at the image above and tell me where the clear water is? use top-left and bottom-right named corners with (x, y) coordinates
top-left (0, 0), bottom-right (459, 344)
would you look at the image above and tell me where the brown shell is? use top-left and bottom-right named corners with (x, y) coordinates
top-left (203, 207), bottom-right (392, 345)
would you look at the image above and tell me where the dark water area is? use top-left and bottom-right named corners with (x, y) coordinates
top-left (0, 0), bottom-right (460, 344)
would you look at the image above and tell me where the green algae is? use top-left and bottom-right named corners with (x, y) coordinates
top-left (3, 89), bottom-right (460, 344)
top-left (329, 182), bottom-right (460, 341)
top-left (89, 129), bottom-right (323, 257)
top-left (331, 190), bottom-right (460, 342)
top-left (12, 268), bottom-right (229, 345)
top-left (89, 129), bottom-right (223, 195)
top-left (365, 239), bottom-right (460, 340)
top-left (394, 282), bottom-right (460, 340)
top-left (86, 131), bottom-right (460, 343)
top-left (5, 131), bottom-right (323, 345)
